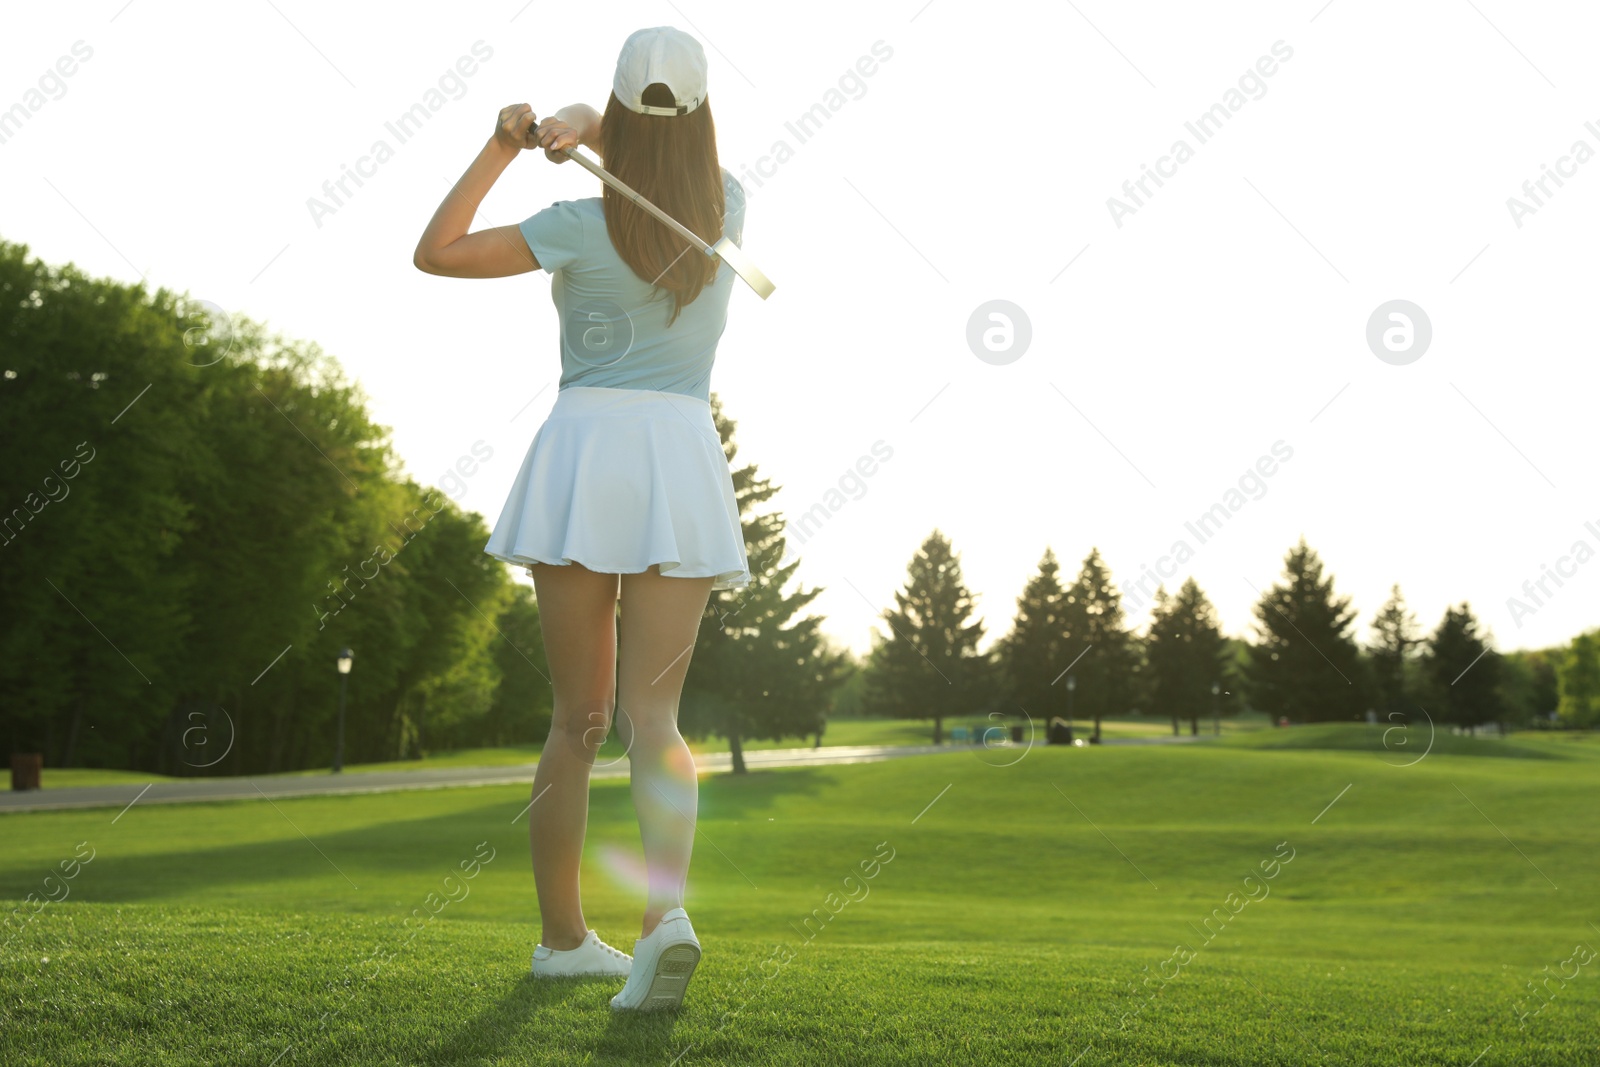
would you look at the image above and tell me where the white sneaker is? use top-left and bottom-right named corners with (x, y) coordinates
top-left (530, 930), bottom-right (632, 978)
top-left (609, 908), bottom-right (701, 1012)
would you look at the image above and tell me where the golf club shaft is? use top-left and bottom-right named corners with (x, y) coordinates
top-left (541, 138), bottom-right (716, 259)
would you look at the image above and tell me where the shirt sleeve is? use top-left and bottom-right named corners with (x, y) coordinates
top-left (518, 200), bottom-right (586, 274)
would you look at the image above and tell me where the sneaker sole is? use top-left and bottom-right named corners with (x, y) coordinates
top-left (531, 967), bottom-right (632, 979)
top-left (631, 942), bottom-right (701, 1011)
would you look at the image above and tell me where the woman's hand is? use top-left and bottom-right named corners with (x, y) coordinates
top-left (529, 116), bottom-right (581, 162)
top-left (493, 103), bottom-right (538, 154)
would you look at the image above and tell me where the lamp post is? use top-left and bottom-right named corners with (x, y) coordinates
top-left (1066, 675), bottom-right (1076, 733)
top-left (333, 647), bottom-right (353, 773)
top-left (1212, 681), bottom-right (1221, 736)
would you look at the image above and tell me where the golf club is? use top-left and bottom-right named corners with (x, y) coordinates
top-left (533, 120), bottom-right (776, 301)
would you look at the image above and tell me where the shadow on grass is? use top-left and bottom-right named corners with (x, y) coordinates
top-left (413, 972), bottom-right (686, 1065)
top-left (595, 999), bottom-right (693, 1061)
top-left (0, 769), bottom-right (838, 907)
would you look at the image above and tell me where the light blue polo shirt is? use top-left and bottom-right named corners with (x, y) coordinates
top-left (518, 166), bottom-right (745, 403)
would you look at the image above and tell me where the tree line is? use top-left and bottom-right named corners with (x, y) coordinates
top-left (0, 239), bottom-right (551, 774)
top-left (2, 240), bottom-right (1593, 776)
top-left (0, 238), bottom-right (847, 776)
top-left (858, 529), bottom-right (1595, 742)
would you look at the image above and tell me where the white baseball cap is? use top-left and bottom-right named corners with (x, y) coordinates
top-left (612, 26), bottom-right (708, 116)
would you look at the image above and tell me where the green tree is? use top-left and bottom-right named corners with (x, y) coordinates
top-left (826, 651), bottom-right (869, 718)
top-left (191, 333), bottom-right (407, 774)
top-left (473, 585), bottom-right (553, 748)
top-left (680, 395), bottom-right (851, 772)
top-left (861, 529), bottom-right (990, 744)
top-left (1556, 629), bottom-right (1600, 728)
top-left (0, 238), bottom-right (518, 774)
top-left (994, 547), bottom-right (1070, 724)
top-left (1423, 602), bottom-right (1504, 731)
top-left (1498, 647), bottom-right (1560, 728)
top-left (1245, 538), bottom-right (1364, 723)
top-left (1146, 578), bottom-right (1230, 736)
top-left (1225, 638), bottom-right (1254, 710)
top-left (371, 492), bottom-right (510, 761)
top-left (0, 243), bottom-right (201, 770)
top-left (1061, 547), bottom-right (1135, 740)
top-left (1368, 583), bottom-right (1422, 724)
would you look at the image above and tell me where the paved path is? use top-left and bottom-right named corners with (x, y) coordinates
top-left (0, 744), bottom-right (968, 814)
top-left (0, 734), bottom-right (1206, 815)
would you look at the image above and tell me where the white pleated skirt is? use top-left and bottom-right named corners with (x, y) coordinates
top-left (484, 385), bottom-right (751, 591)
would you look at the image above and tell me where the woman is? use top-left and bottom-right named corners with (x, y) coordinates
top-left (412, 26), bottom-right (750, 1012)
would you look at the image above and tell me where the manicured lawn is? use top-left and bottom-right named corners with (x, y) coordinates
top-left (26, 768), bottom-right (180, 789)
top-left (3, 736), bottom-right (1596, 1064)
top-left (1214, 721), bottom-right (1594, 760)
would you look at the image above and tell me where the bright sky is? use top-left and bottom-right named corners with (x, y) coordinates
top-left (6, 1), bottom-right (1598, 660)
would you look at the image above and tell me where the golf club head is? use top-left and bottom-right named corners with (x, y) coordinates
top-left (711, 236), bottom-right (776, 300)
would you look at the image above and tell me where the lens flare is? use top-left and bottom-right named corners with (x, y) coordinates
top-left (595, 843), bottom-right (651, 894)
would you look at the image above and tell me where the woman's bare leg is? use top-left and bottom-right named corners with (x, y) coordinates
top-left (527, 560), bottom-right (621, 951)
top-left (615, 565), bottom-right (714, 938)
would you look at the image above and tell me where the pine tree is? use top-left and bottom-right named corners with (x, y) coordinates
top-left (1061, 548), bottom-right (1135, 740)
top-left (1368, 583), bottom-right (1420, 723)
top-left (679, 395), bottom-right (852, 773)
top-left (1146, 578), bottom-right (1230, 736)
top-left (1245, 538), bottom-right (1363, 723)
top-left (995, 547), bottom-right (1070, 724)
top-left (1424, 602), bottom-right (1504, 731)
top-left (861, 530), bottom-right (990, 744)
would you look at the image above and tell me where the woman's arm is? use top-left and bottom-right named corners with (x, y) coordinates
top-left (551, 102), bottom-right (602, 155)
top-left (413, 103), bottom-right (574, 279)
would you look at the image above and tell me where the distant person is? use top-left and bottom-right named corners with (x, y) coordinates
top-left (412, 26), bottom-right (748, 1012)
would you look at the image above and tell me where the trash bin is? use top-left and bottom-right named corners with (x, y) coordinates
top-left (1010, 725), bottom-right (1024, 744)
top-left (11, 753), bottom-right (42, 791)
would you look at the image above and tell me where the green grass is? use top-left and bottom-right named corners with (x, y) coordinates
top-left (29, 768), bottom-right (180, 789)
top-left (1214, 722), bottom-right (1595, 761)
top-left (3, 738), bottom-right (1597, 1064)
